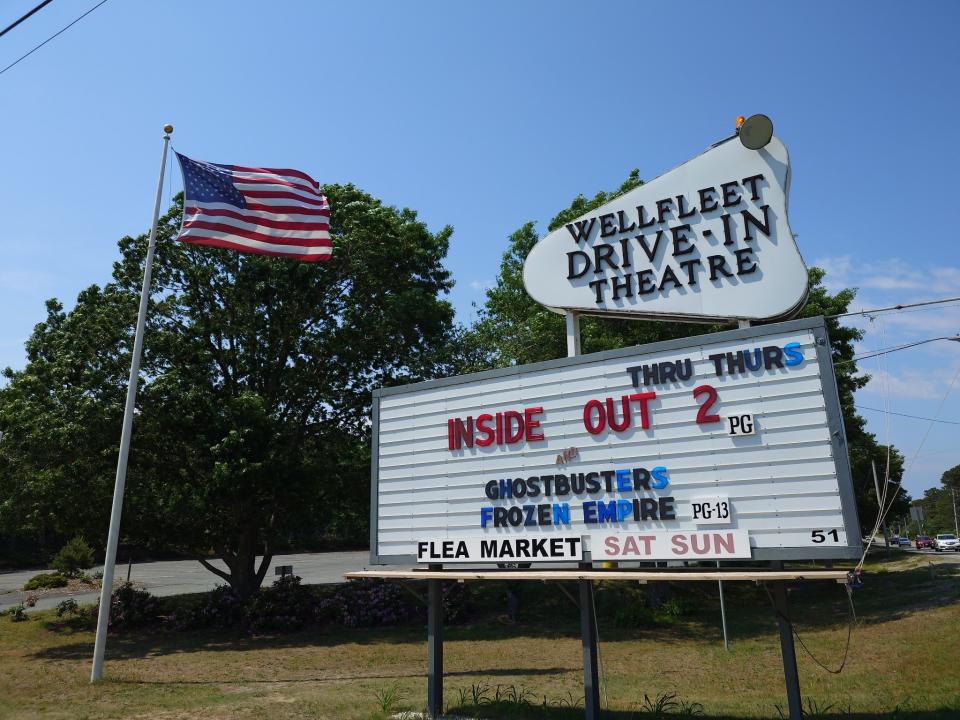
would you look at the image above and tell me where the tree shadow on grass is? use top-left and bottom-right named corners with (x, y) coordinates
top-left (27, 561), bottom-right (960, 664)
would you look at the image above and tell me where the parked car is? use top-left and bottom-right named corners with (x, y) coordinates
top-left (896, 536), bottom-right (911, 547)
top-left (932, 533), bottom-right (960, 552)
top-left (916, 535), bottom-right (933, 549)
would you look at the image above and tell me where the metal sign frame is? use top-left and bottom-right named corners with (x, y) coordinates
top-left (369, 315), bottom-right (861, 566)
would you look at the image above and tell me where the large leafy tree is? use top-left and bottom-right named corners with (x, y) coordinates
top-left (463, 172), bottom-right (908, 535)
top-left (0, 186), bottom-right (456, 594)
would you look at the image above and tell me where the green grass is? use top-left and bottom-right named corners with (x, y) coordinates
top-left (0, 552), bottom-right (957, 719)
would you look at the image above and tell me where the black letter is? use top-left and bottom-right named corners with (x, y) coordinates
top-left (676, 194), bottom-right (697, 219)
top-left (612, 274), bottom-right (633, 300)
top-left (741, 205), bottom-right (771, 242)
top-left (708, 255), bottom-right (734, 280)
top-left (565, 218), bottom-right (596, 244)
top-left (599, 213), bottom-right (617, 238)
top-left (721, 181), bottom-right (741, 208)
top-left (670, 224), bottom-right (695, 256)
top-left (735, 247), bottom-right (758, 275)
top-left (698, 186), bottom-right (719, 213)
top-left (567, 250), bottom-right (591, 279)
top-left (593, 243), bottom-right (618, 274)
top-left (742, 173), bottom-right (765, 201)
top-left (678, 258), bottom-right (702, 286)
top-left (636, 270), bottom-right (656, 295)
top-left (656, 198), bottom-right (674, 224)
top-left (589, 278), bottom-right (608, 303)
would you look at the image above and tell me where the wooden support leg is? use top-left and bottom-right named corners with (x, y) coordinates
top-left (427, 573), bottom-right (443, 718)
top-left (579, 570), bottom-right (600, 720)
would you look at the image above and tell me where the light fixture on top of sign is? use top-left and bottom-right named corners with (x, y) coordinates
top-left (738, 114), bottom-right (774, 150)
top-left (522, 114), bottom-right (809, 323)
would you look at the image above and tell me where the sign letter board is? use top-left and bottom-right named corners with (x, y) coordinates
top-left (370, 317), bottom-right (861, 565)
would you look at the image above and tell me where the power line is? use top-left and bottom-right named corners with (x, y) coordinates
top-left (0, 0), bottom-right (55, 40)
top-left (0, 0), bottom-right (108, 77)
top-left (857, 405), bottom-right (960, 426)
top-left (834, 335), bottom-right (960, 367)
top-left (828, 296), bottom-right (960, 320)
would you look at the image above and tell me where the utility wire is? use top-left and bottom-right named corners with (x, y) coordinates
top-left (828, 296), bottom-right (960, 319)
top-left (857, 405), bottom-right (960, 426)
top-left (833, 336), bottom-right (960, 367)
top-left (0, 0), bottom-right (54, 40)
top-left (0, 0), bottom-right (108, 77)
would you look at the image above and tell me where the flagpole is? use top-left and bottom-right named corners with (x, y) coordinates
top-left (91, 124), bottom-right (173, 682)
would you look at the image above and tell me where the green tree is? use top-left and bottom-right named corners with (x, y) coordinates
top-left (0, 186), bottom-right (456, 596)
top-left (0, 288), bottom-right (134, 563)
top-left (941, 463), bottom-right (960, 492)
top-left (463, 171), bottom-right (909, 535)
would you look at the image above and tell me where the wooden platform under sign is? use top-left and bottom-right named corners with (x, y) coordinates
top-left (344, 568), bottom-right (851, 583)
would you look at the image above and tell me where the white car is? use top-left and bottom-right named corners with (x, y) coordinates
top-left (932, 533), bottom-right (960, 552)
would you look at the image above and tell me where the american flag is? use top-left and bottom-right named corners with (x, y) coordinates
top-left (175, 152), bottom-right (332, 262)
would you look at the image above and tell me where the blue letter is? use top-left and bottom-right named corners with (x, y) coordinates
top-left (615, 468), bottom-right (633, 492)
top-left (783, 342), bottom-right (803, 367)
top-left (553, 503), bottom-right (571, 525)
top-left (597, 501), bottom-right (618, 522)
top-left (583, 501), bottom-right (597, 523)
top-left (499, 478), bottom-right (513, 499)
top-left (480, 506), bottom-right (493, 528)
top-left (651, 466), bottom-right (669, 489)
top-left (617, 499), bottom-right (633, 521)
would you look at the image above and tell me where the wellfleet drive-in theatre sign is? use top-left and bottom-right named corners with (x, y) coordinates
top-left (369, 117), bottom-right (859, 567)
top-left (354, 117), bottom-right (860, 720)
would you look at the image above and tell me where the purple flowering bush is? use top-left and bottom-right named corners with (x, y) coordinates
top-left (318, 578), bottom-right (415, 628)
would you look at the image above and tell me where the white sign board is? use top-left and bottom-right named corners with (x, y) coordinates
top-left (522, 135), bottom-right (808, 322)
top-left (370, 317), bottom-right (861, 565)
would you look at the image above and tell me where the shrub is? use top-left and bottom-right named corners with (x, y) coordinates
top-left (23, 572), bottom-right (68, 591)
top-left (56, 598), bottom-right (80, 617)
top-left (51, 537), bottom-right (95, 578)
top-left (107, 582), bottom-right (160, 629)
top-left (443, 581), bottom-right (472, 624)
top-left (245, 575), bottom-right (316, 632)
top-left (614, 604), bottom-right (656, 628)
top-left (658, 595), bottom-right (699, 619)
top-left (6, 604), bottom-right (28, 622)
top-left (319, 579), bottom-right (415, 628)
top-left (181, 584), bottom-right (247, 630)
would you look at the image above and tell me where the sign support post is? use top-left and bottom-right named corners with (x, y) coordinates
top-left (566, 313), bottom-right (600, 719)
top-left (427, 564), bottom-right (444, 718)
top-left (770, 561), bottom-right (802, 719)
top-left (579, 564), bottom-right (601, 720)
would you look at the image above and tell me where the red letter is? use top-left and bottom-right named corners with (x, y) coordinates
top-left (524, 407), bottom-right (545, 441)
top-left (475, 413), bottom-right (495, 446)
top-left (504, 410), bottom-right (525, 444)
top-left (693, 385), bottom-right (720, 424)
top-left (629, 392), bottom-right (657, 429)
top-left (447, 418), bottom-right (456, 449)
top-left (605, 396), bottom-right (632, 432)
top-left (454, 416), bottom-right (474, 448)
top-left (495, 412), bottom-right (504, 444)
top-left (583, 399), bottom-right (605, 434)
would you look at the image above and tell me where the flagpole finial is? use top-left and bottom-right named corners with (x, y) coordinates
top-left (163, 123), bottom-right (173, 136)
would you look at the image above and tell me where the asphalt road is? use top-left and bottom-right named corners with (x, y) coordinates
top-left (0, 550), bottom-right (373, 613)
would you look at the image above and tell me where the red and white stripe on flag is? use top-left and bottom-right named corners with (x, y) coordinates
top-left (175, 153), bottom-right (332, 262)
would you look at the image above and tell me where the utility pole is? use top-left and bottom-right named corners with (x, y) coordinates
top-left (953, 489), bottom-right (958, 537)
top-left (872, 461), bottom-right (889, 547)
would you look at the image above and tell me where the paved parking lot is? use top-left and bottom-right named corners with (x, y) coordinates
top-left (0, 550), bottom-right (374, 612)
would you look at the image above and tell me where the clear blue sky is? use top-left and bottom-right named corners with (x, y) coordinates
top-left (1, 1), bottom-right (958, 505)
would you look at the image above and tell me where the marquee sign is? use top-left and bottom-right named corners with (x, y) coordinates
top-left (370, 316), bottom-right (862, 565)
top-left (522, 134), bottom-right (808, 322)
